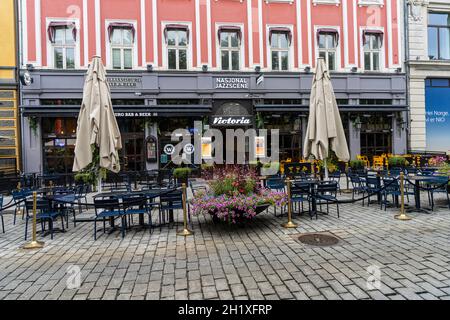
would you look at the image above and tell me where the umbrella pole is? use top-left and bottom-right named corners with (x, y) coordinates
top-left (324, 158), bottom-right (329, 180)
top-left (98, 175), bottom-right (102, 193)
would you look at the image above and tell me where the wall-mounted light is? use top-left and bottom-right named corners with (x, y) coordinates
top-left (254, 65), bottom-right (261, 73)
top-left (146, 64), bottom-right (153, 72)
top-left (351, 66), bottom-right (358, 73)
top-left (202, 65), bottom-right (208, 72)
top-left (353, 116), bottom-right (362, 130)
top-left (26, 64), bottom-right (34, 71)
top-left (396, 67), bottom-right (402, 73)
top-left (304, 66), bottom-right (311, 73)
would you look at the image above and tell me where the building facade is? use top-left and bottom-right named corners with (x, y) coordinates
top-left (0, 0), bottom-right (20, 174)
top-left (19, 0), bottom-right (407, 174)
top-left (407, 0), bottom-right (450, 154)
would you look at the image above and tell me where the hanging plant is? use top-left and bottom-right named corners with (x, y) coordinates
top-left (28, 117), bottom-right (39, 136)
top-left (256, 112), bottom-right (265, 129)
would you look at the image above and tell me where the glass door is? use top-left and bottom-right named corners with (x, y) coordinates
top-left (121, 133), bottom-right (145, 172)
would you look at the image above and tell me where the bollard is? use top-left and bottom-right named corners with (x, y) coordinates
top-left (282, 178), bottom-right (298, 229)
top-left (23, 192), bottom-right (45, 249)
top-left (16, 182), bottom-right (22, 216)
top-left (395, 172), bottom-right (412, 221)
top-left (177, 183), bottom-right (194, 237)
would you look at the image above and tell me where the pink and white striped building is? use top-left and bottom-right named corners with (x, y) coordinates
top-left (19, 0), bottom-right (408, 174)
top-left (21, 0), bottom-right (403, 72)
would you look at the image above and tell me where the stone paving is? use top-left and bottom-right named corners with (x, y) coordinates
top-left (0, 190), bottom-right (450, 300)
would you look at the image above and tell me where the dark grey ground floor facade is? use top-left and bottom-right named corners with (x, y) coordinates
top-left (19, 70), bottom-right (407, 174)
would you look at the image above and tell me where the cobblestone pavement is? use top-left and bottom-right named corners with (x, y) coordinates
top-left (0, 190), bottom-right (450, 300)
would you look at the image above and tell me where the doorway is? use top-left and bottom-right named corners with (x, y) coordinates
top-left (121, 132), bottom-right (145, 172)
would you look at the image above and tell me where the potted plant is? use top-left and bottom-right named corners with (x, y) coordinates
top-left (190, 166), bottom-right (287, 225)
top-left (260, 162), bottom-right (280, 176)
top-left (173, 167), bottom-right (192, 185)
top-left (388, 157), bottom-right (408, 169)
top-left (349, 160), bottom-right (366, 173)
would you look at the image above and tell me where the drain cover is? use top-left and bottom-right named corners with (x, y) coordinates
top-left (297, 232), bottom-right (340, 247)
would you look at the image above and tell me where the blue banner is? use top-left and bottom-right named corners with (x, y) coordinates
top-left (425, 81), bottom-right (450, 153)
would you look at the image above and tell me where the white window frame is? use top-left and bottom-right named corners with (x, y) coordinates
top-left (358, 0), bottom-right (384, 7)
top-left (215, 23), bottom-right (245, 71)
top-left (265, 0), bottom-right (293, 4)
top-left (162, 21), bottom-right (192, 71)
top-left (105, 20), bottom-right (138, 70)
top-left (266, 25), bottom-right (294, 72)
top-left (46, 18), bottom-right (80, 69)
top-left (315, 26), bottom-right (341, 71)
top-left (360, 27), bottom-right (385, 72)
top-left (313, 0), bottom-right (340, 6)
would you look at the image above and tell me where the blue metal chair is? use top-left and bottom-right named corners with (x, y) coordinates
top-left (349, 174), bottom-right (366, 205)
top-left (266, 177), bottom-right (285, 191)
top-left (315, 181), bottom-right (340, 218)
top-left (291, 182), bottom-right (312, 219)
top-left (158, 190), bottom-right (183, 226)
top-left (427, 176), bottom-right (450, 211)
top-left (0, 195), bottom-right (4, 233)
top-left (266, 177), bottom-right (286, 217)
top-left (12, 190), bottom-right (27, 225)
top-left (329, 170), bottom-right (342, 194)
top-left (365, 176), bottom-right (382, 208)
top-left (93, 198), bottom-right (126, 240)
top-left (24, 198), bottom-right (65, 240)
top-left (381, 177), bottom-right (401, 211)
top-left (122, 195), bottom-right (152, 233)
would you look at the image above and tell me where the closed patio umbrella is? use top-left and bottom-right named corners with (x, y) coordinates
top-left (73, 56), bottom-right (122, 179)
top-left (303, 58), bottom-right (350, 179)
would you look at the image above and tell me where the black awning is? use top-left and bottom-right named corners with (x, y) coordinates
top-left (255, 104), bottom-right (408, 113)
top-left (20, 104), bottom-right (212, 117)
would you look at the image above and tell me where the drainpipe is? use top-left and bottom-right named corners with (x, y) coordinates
top-left (404, 0), bottom-right (411, 154)
top-left (14, 0), bottom-right (22, 172)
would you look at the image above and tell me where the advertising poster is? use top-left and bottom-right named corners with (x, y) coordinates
top-left (201, 137), bottom-right (212, 159)
top-left (425, 80), bottom-right (450, 153)
top-left (255, 136), bottom-right (265, 158)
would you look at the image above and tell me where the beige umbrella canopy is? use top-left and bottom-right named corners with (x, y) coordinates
top-left (73, 56), bottom-right (122, 174)
top-left (303, 58), bottom-right (350, 178)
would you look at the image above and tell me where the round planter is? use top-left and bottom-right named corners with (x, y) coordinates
top-left (211, 204), bottom-right (270, 225)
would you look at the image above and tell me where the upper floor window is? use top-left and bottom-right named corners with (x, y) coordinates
top-left (165, 24), bottom-right (189, 70)
top-left (108, 23), bottom-right (135, 69)
top-left (317, 29), bottom-right (339, 71)
top-left (218, 26), bottom-right (241, 71)
top-left (428, 12), bottom-right (450, 60)
top-left (363, 30), bottom-right (383, 71)
top-left (270, 28), bottom-right (291, 71)
top-left (48, 22), bottom-right (77, 69)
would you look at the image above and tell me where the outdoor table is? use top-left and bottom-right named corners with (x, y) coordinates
top-left (291, 179), bottom-right (321, 217)
top-left (405, 175), bottom-right (448, 213)
top-left (94, 188), bottom-right (177, 229)
top-left (36, 194), bottom-right (74, 236)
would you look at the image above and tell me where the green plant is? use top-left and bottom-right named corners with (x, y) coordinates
top-left (173, 167), bottom-right (192, 180)
top-left (28, 117), bottom-right (38, 136)
top-left (438, 163), bottom-right (450, 177)
top-left (388, 157), bottom-right (407, 168)
top-left (349, 160), bottom-right (365, 170)
top-left (255, 112), bottom-right (265, 129)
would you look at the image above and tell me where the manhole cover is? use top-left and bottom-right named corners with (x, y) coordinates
top-left (297, 232), bottom-right (340, 247)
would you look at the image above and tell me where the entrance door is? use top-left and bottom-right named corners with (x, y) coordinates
top-left (360, 132), bottom-right (392, 160)
top-left (121, 133), bottom-right (145, 172)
